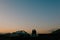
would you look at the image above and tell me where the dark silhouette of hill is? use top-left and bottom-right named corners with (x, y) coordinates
top-left (0, 29), bottom-right (60, 40)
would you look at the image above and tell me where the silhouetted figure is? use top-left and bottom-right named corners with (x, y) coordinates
top-left (32, 29), bottom-right (36, 35)
top-left (31, 29), bottom-right (37, 37)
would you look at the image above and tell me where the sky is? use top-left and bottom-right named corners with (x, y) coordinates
top-left (0, 0), bottom-right (60, 33)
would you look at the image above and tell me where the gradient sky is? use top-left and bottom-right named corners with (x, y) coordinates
top-left (0, 0), bottom-right (60, 33)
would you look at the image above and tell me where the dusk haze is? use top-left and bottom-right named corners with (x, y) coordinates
top-left (0, 0), bottom-right (60, 34)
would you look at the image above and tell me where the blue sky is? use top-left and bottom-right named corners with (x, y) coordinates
top-left (0, 0), bottom-right (60, 33)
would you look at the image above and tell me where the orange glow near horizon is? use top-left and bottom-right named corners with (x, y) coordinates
top-left (0, 27), bottom-right (50, 34)
top-left (0, 23), bottom-right (59, 33)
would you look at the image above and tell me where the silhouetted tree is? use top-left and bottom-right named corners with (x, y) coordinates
top-left (51, 29), bottom-right (60, 40)
top-left (51, 29), bottom-right (60, 34)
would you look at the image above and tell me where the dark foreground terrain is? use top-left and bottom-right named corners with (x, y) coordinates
top-left (0, 29), bottom-right (60, 40)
